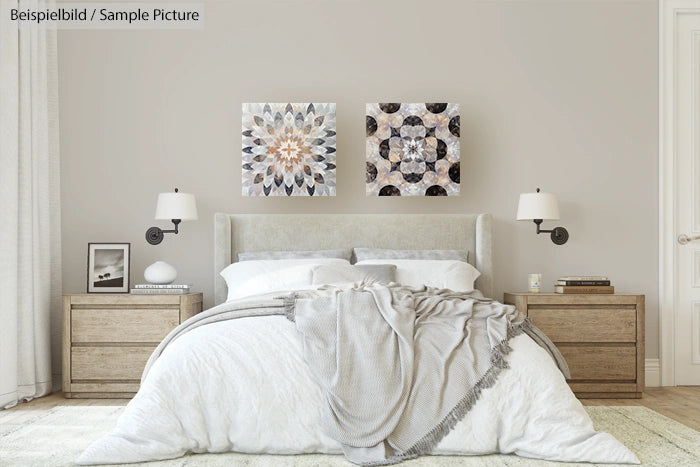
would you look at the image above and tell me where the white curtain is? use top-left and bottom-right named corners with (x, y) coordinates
top-left (0, 0), bottom-right (61, 409)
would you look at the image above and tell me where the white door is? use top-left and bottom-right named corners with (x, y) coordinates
top-left (674, 7), bottom-right (700, 385)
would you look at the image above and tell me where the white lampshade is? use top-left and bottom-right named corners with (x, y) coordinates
top-left (154, 192), bottom-right (198, 220)
top-left (516, 191), bottom-right (560, 220)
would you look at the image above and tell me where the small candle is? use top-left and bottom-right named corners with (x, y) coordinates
top-left (528, 273), bottom-right (542, 293)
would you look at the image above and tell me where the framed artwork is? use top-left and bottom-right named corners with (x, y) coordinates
top-left (366, 103), bottom-right (460, 196)
top-left (241, 103), bottom-right (337, 196)
top-left (87, 243), bottom-right (130, 293)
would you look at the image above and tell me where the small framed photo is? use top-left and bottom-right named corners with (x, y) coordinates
top-left (87, 243), bottom-right (130, 293)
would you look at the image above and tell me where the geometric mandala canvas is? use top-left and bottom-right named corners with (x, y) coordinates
top-left (242, 103), bottom-right (336, 196)
top-left (366, 103), bottom-right (459, 196)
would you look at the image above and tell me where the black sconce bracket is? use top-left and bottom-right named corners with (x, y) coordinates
top-left (533, 219), bottom-right (569, 245)
top-left (146, 219), bottom-right (181, 245)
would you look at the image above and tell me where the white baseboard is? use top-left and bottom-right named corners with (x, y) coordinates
top-left (646, 358), bottom-right (661, 387)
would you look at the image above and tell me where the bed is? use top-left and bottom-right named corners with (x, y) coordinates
top-left (77, 213), bottom-right (639, 465)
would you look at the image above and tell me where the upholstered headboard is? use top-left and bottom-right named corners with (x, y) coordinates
top-left (213, 213), bottom-right (493, 305)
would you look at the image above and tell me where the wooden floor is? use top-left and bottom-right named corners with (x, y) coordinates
top-left (581, 386), bottom-right (700, 431)
top-left (4, 387), bottom-right (700, 432)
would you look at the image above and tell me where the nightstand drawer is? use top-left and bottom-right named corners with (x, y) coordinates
top-left (559, 345), bottom-right (637, 380)
top-left (528, 308), bottom-right (636, 343)
top-left (72, 308), bottom-right (180, 343)
top-left (71, 346), bottom-right (154, 380)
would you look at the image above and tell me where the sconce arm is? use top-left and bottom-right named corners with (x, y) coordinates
top-left (145, 219), bottom-right (182, 245)
top-left (532, 219), bottom-right (569, 245)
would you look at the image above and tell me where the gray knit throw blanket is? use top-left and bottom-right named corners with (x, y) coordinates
top-left (289, 283), bottom-right (569, 466)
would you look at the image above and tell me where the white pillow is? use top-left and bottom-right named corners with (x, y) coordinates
top-left (220, 258), bottom-right (350, 302)
top-left (312, 263), bottom-right (397, 286)
top-left (355, 259), bottom-right (481, 292)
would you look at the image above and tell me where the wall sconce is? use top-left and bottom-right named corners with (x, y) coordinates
top-left (516, 188), bottom-right (569, 245)
top-left (145, 188), bottom-right (198, 245)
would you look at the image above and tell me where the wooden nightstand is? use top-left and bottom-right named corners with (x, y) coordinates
top-left (503, 292), bottom-right (644, 399)
top-left (62, 293), bottom-right (203, 398)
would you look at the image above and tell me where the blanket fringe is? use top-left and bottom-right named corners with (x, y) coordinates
top-left (359, 321), bottom-right (529, 467)
top-left (280, 295), bottom-right (298, 322)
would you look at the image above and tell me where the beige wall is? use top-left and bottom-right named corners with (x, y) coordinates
top-left (58, 0), bottom-right (659, 361)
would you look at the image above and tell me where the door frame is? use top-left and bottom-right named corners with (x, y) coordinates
top-left (659, 0), bottom-right (700, 386)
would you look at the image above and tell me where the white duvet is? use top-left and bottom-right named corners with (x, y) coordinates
top-left (77, 301), bottom-right (640, 465)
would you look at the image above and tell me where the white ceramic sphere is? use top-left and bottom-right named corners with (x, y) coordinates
top-left (144, 261), bottom-right (177, 285)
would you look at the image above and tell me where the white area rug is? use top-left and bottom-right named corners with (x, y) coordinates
top-left (1, 406), bottom-right (698, 466)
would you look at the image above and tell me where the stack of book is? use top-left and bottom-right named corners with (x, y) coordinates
top-left (554, 276), bottom-right (613, 294)
top-left (131, 284), bottom-right (191, 294)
